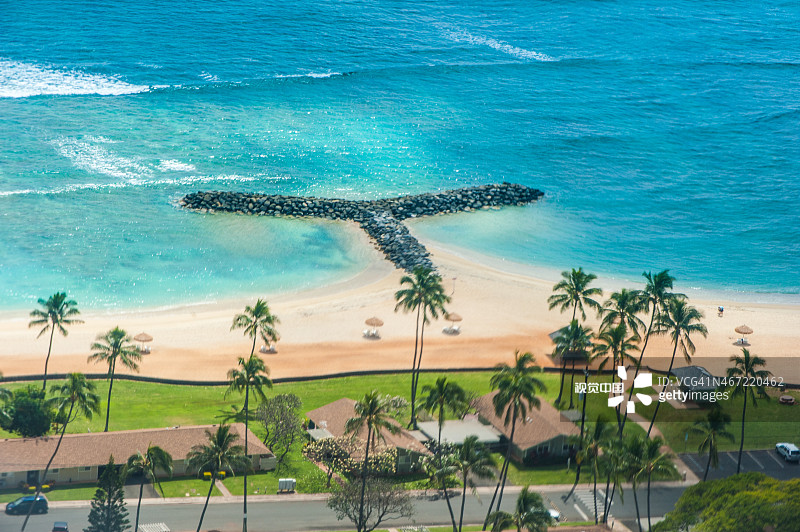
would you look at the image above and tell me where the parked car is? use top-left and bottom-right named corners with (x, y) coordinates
top-left (776, 443), bottom-right (800, 462)
top-left (4, 494), bottom-right (49, 515)
top-left (52, 522), bottom-right (69, 532)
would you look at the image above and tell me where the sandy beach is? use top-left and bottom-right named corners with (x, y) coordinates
top-left (2, 232), bottom-right (799, 384)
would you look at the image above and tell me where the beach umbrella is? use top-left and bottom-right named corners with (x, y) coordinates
top-left (734, 325), bottom-right (753, 344)
top-left (365, 317), bottom-right (384, 328)
top-left (444, 312), bottom-right (462, 324)
top-left (133, 332), bottom-right (153, 352)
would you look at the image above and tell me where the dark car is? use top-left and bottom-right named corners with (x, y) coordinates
top-left (4, 495), bottom-right (48, 515)
top-left (52, 522), bottom-right (69, 532)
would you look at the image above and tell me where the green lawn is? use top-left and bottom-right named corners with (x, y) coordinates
top-left (222, 452), bottom-right (330, 495)
top-left (157, 476), bottom-right (223, 499)
top-left (496, 456), bottom-right (576, 486)
top-left (0, 482), bottom-right (98, 503)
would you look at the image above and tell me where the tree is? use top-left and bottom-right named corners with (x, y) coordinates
top-left (0, 385), bottom-right (53, 438)
top-left (483, 351), bottom-right (546, 529)
top-left (690, 409), bottom-right (735, 481)
top-left (226, 354), bottom-right (272, 532)
top-left (345, 390), bottom-right (401, 532)
top-left (20, 373), bottom-right (100, 532)
top-left (552, 320), bottom-right (594, 409)
top-left (593, 323), bottom-right (639, 431)
top-left (547, 268), bottom-right (601, 405)
top-left (420, 448), bottom-right (460, 531)
top-left (599, 288), bottom-right (644, 338)
top-left (85, 456), bottom-right (130, 532)
top-left (28, 292), bottom-right (83, 391)
top-left (231, 299), bottom-right (280, 357)
top-left (648, 298), bottom-right (707, 436)
top-left (256, 393), bottom-right (303, 465)
top-left (304, 437), bottom-right (397, 488)
top-left (571, 417), bottom-right (615, 524)
top-left (394, 266), bottom-right (450, 428)
top-left (453, 435), bottom-right (495, 532)
top-left (186, 424), bottom-right (251, 532)
top-left (88, 327), bottom-right (143, 432)
top-left (622, 435), bottom-right (646, 532)
top-left (726, 347), bottom-right (771, 474)
top-left (489, 486), bottom-right (553, 532)
top-left (636, 436), bottom-right (678, 531)
top-left (126, 446), bottom-right (173, 532)
top-left (327, 477), bottom-right (413, 532)
top-left (418, 377), bottom-right (468, 453)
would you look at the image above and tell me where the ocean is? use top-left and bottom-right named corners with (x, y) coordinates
top-left (1, 0), bottom-right (798, 310)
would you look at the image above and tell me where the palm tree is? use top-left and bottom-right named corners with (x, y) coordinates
top-left (489, 486), bottom-right (553, 532)
top-left (226, 354), bottom-right (272, 532)
top-left (726, 347), bottom-right (771, 474)
top-left (483, 351), bottom-right (546, 529)
top-left (599, 438), bottom-right (627, 524)
top-left (20, 373), bottom-right (99, 532)
top-left (622, 435), bottom-right (646, 532)
top-left (28, 292), bottom-right (83, 391)
top-left (453, 436), bottom-right (495, 532)
top-left (593, 323), bottom-right (639, 431)
top-left (231, 299), bottom-right (280, 357)
top-left (690, 409), bottom-right (735, 481)
top-left (87, 327), bottom-right (143, 432)
top-left (636, 436), bottom-right (678, 532)
top-left (548, 268), bottom-right (601, 405)
top-left (552, 320), bottom-right (594, 409)
top-left (647, 299), bottom-right (707, 436)
top-left (571, 417), bottom-right (615, 524)
top-left (621, 270), bottom-right (679, 432)
top-left (186, 425), bottom-right (251, 532)
top-left (599, 288), bottom-right (645, 338)
top-left (418, 377), bottom-right (468, 453)
top-left (394, 266), bottom-right (450, 428)
top-left (127, 445), bottom-right (173, 532)
top-left (345, 390), bottom-right (401, 532)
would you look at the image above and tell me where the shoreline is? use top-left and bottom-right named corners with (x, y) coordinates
top-left (2, 234), bottom-right (799, 383)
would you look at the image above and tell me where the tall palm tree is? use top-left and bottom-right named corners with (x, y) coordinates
top-left (186, 425), bottom-right (251, 532)
top-left (488, 486), bottom-right (553, 532)
top-left (88, 327), bottom-right (143, 432)
top-left (20, 373), bottom-right (99, 532)
top-left (345, 390), bottom-right (401, 532)
top-left (599, 438), bottom-right (627, 525)
top-left (394, 266), bottom-right (450, 428)
top-left (226, 354), bottom-right (272, 532)
top-left (127, 445), bottom-right (173, 532)
top-left (418, 377), bottom-right (468, 453)
top-left (622, 435), bottom-right (646, 532)
top-left (593, 323), bottom-right (639, 432)
top-left (647, 299), bottom-right (707, 436)
top-left (571, 417), bottom-right (615, 524)
top-left (726, 348), bottom-right (771, 474)
top-left (621, 270), bottom-right (679, 433)
top-left (28, 292), bottom-right (83, 391)
top-left (453, 436), bottom-right (495, 532)
top-left (552, 320), bottom-right (594, 409)
top-left (483, 351), bottom-right (546, 529)
top-left (690, 409), bottom-right (735, 481)
top-left (232, 299), bottom-right (280, 357)
top-left (599, 288), bottom-right (644, 338)
top-left (548, 268), bottom-right (601, 405)
top-left (636, 436), bottom-right (677, 532)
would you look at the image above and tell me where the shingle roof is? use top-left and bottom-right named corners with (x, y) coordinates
top-left (306, 398), bottom-right (429, 455)
top-left (0, 423), bottom-right (271, 473)
top-left (472, 391), bottom-right (580, 450)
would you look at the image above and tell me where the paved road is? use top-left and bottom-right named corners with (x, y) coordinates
top-left (680, 449), bottom-right (800, 481)
top-left (1, 485), bottom-right (687, 532)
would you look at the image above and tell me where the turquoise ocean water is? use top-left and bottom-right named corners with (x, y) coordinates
top-left (1, 1), bottom-right (799, 310)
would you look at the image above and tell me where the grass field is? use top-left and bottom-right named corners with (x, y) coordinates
top-left (0, 482), bottom-right (98, 503)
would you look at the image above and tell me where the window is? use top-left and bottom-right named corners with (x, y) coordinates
top-left (0, 473), bottom-right (7, 477)
top-left (52, 469), bottom-right (59, 473)
top-left (83, 467), bottom-right (91, 472)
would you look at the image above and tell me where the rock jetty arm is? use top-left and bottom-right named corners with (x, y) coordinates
top-left (178, 183), bottom-right (544, 271)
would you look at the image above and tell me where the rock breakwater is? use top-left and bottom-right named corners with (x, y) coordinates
top-left (179, 183), bottom-right (544, 271)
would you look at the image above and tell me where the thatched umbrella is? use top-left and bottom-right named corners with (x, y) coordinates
top-left (734, 325), bottom-right (753, 345)
top-left (364, 317), bottom-right (383, 337)
top-left (133, 332), bottom-right (153, 352)
top-left (444, 312), bottom-right (462, 325)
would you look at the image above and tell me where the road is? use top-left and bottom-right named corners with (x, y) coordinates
top-left (1, 485), bottom-right (687, 532)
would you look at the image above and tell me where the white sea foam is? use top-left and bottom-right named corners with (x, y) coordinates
top-left (0, 59), bottom-right (150, 98)
top-left (199, 71), bottom-right (220, 82)
top-left (276, 71), bottom-right (342, 79)
top-left (52, 137), bottom-right (153, 180)
top-left (438, 26), bottom-right (554, 62)
top-left (158, 159), bottom-right (196, 172)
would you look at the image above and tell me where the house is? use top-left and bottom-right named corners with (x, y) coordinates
top-left (415, 418), bottom-right (502, 446)
top-left (670, 366), bottom-right (721, 400)
top-left (472, 391), bottom-right (580, 463)
top-left (0, 423), bottom-right (275, 488)
top-left (306, 398), bottom-right (429, 474)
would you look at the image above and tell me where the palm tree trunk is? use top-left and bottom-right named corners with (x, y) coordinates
top-left (647, 472), bottom-right (653, 532)
top-left (409, 305), bottom-right (421, 428)
top-left (459, 472), bottom-right (467, 532)
top-left (737, 389), bottom-right (747, 474)
top-left (495, 412), bottom-right (517, 515)
top-left (565, 371), bottom-right (589, 502)
top-left (593, 468), bottom-right (598, 524)
top-left (250, 335), bottom-right (257, 357)
top-left (411, 310), bottom-right (428, 430)
top-left (555, 358), bottom-right (567, 406)
top-left (620, 308), bottom-right (656, 436)
top-left (243, 383), bottom-right (249, 532)
top-left (20, 401), bottom-right (74, 532)
top-left (704, 449), bottom-right (712, 481)
top-left (647, 340), bottom-right (679, 437)
top-left (602, 478), bottom-right (614, 524)
top-left (483, 452), bottom-right (510, 529)
top-left (135, 477), bottom-right (144, 532)
top-left (358, 424), bottom-right (372, 532)
top-left (196, 475), bottom-right (216, 532)
top-left (104, 358), bottom-right (116, 432)
top-left (632, 482), bottom-right (643, 532)
top-left (568, 360), bottom-right (576, 409)
top-left (42, 326), bottom-right (55, 391)
top-left (441, 481), bottom-right (457, 532)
